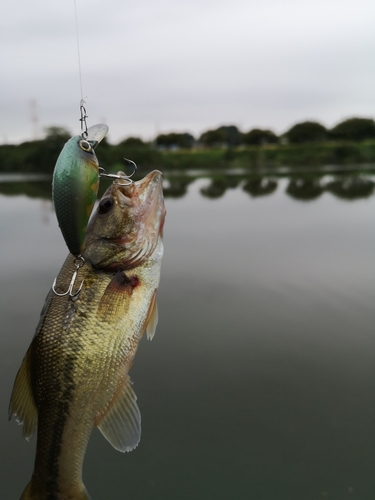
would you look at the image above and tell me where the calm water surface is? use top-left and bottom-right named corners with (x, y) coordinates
top-left (1, 170), bottom-right (375, 499)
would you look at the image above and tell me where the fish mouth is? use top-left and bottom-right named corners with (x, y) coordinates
top-left (104, 170), bottom-right (165, 244)
top-left (113, 183), bottom-right (133, 208)
top-left (100, 169), bottom-right (164, 210)
top-left (115, 170), bottom-right (163, 201)
top-left (83, 170), bottom-right (165, 270)
top-left (114, 170), bottom-right (164, 213)
top-left (112, 170), bottom-right (166, 248)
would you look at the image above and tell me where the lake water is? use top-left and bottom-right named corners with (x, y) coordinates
top-left (1, 168), bottom-right (375, 499)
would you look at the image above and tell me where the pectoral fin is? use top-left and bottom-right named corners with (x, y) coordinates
top-left (145, 291), bottom-right (158, 341)
top-left (9, 349), bottom-right (37, 441)
top-left (96, 375), bottom-right (141, 452)
top-left (98, 271), bottom-right (138, 321)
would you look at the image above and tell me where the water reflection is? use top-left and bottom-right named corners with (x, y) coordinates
top-left (326, 176), bottom-right (375, 200)
top-left (243, 178), bottom-right (278, 197)
top-left (162, 177), bottom-right (194, 198)
top-left (2, 166), bottom-right (375, 499)
top-left (0, 179), bottom-right (52, 199)
top-left (0, 168), bottom-right (375, 203)
top-left (286, 178), bottom-right (324, 200)
top-left (200, 176), bottom-right (241, 198)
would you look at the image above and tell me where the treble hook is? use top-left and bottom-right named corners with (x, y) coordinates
top-left (123, 158), bottom-right (137, 178)
top-left (52, 256), bottom-right (85, 301)
top-left (99, 158), bottom-right (138, 186)
top-left (79, 99), bottom-right (88, 139)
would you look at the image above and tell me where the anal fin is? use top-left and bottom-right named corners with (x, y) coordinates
top-left (9, 349), bottom-right (37, 440)
top-left (96, 375), bottom-right (141, 452)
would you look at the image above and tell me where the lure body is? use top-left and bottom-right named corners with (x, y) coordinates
top-left (52, 124), bottom-right (108, 256)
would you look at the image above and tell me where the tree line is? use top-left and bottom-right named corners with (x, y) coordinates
top-left (1, 117), bottom-right (375, 174)
top-left (157, 117), bottom-right (375, 148)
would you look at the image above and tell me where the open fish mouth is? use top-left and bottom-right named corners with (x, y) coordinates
top-left (116, 170), bottom-right (164, 204)
top-left (106, 170), bottom-right (165, 243)
top-left (83, 170), bottom-right (165, 270)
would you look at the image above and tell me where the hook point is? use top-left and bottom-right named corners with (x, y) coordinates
top-left (123, 158), bottom-right (137, 178)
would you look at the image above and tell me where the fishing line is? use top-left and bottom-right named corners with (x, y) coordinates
top-left (73, 0), bottom-right (89, 138)
top-left (52, 1), bottom-right (138, 300)
top-left (73, 0), bottom-right (84, 103)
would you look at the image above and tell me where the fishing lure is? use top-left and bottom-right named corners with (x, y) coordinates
top-left (52, 123), bottom-right (109, 257)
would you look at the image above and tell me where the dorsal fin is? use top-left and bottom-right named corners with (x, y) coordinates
top-left (9, 349), bottom-right (38, 441)
top-left (96, 376), bottom-right (141, 452)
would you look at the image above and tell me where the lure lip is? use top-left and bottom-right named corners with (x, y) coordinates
top-left (86, 123), bottom-right (109, 146)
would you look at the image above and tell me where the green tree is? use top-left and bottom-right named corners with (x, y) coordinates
top-left (243, 129), bottom-right (278, 145)
top-left (329, 118), bottom-right (375, 141)
top-left (44, 126), bottom-right (71, 142)
top-left (199, 129), bottom-right (226, 147)
top-left (156, 133), bottom-right (195, 149)
top-left (199, 125), bottom-right (242, 147)
top-left (119, 137), bottom-right (145, 147)
top-left (284, 121), bottom-right (327, 144)
top-left (218, 125), bottom-right (242, 146)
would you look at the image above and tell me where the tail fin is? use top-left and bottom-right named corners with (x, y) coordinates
top-left (20, 479), bottom-right (91, 499)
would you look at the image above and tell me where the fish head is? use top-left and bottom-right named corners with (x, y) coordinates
top-left (83, 170), bottom-right (166, 270)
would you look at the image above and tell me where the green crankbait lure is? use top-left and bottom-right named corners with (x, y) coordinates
top-left (52, 124), bottom-right (108, 256)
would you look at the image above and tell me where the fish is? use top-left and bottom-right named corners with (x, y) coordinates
top-left (9, 170), bottom-right (166, 500)
top-left (52, 124), bottom-right (109, 257)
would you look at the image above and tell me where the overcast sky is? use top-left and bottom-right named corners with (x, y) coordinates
top-left (2, 0), bottom-right (375, 144)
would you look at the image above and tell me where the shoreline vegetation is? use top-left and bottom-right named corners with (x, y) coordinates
top-left (1, 118), bottom-right (375, 175)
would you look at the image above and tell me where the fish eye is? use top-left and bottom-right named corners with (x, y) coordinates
top-left (98, 197), bottom-right (114, 214)
top-left (79, 139), bottom-right (92, 152)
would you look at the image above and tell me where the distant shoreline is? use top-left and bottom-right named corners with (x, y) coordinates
top-left (156, 141), bottom-right (375, 171)
top-left (1, 137), bottom-right (375, 174)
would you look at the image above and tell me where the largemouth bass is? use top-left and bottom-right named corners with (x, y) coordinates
top-left (52, 123), bottom-right (108, 256)
top-left (9, 170), bottom-right (165, 500)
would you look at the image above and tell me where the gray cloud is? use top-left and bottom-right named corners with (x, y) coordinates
top-left (2, 0), bottom-right (375, 143)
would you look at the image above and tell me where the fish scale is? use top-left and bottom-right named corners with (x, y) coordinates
top-left (10, 171), bottom-right (165, 500)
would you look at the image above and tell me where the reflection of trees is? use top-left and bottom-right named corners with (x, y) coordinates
top-left (1, 172), bottom-right (375, 203)
top-left (0, 180), bottom-right (52, 200)
top-left (200, 179), bottom-right (227, 198)
top-left (325, 176), bottom-right (375, 200)
top-left (243, 178), bottom-right (277, 197)
top-left (286, 178), bottom-right (324, 201)
top-left (163, 177), bottom-right (195, 198)
top-left (200, 176), bottom-right (241, 199)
